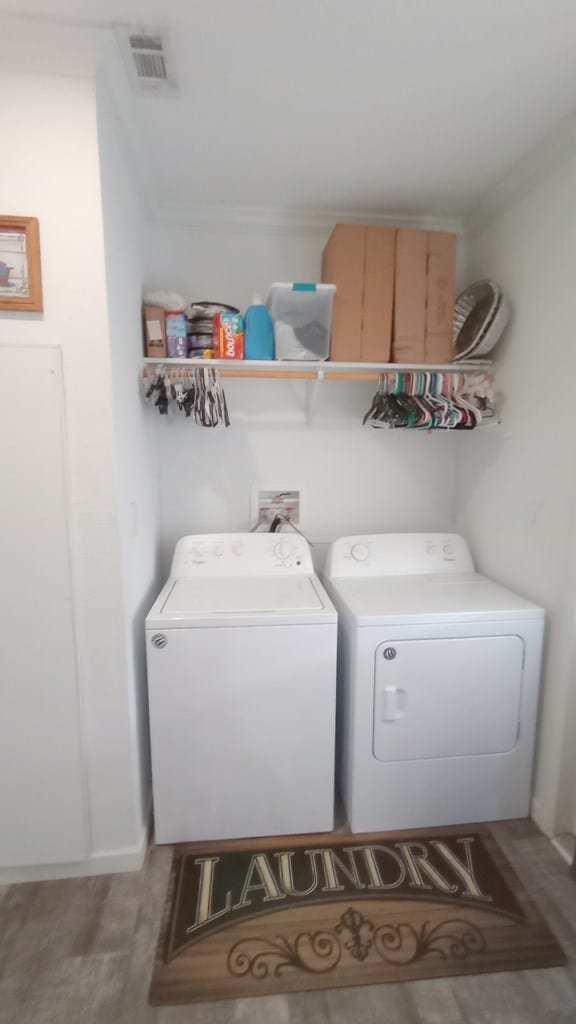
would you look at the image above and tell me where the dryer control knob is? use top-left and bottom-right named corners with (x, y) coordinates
top-left (273, 540), bottom-right (292, 560)
top-left (351, 544), bottom-right (369, 561)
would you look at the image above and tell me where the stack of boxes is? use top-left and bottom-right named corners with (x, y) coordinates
top-left (322, 225), bottom-right (456, 363)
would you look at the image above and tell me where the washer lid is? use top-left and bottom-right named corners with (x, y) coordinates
top-left (325, 573), bottom-right (544, 624)
top-left (146, 574), bottom-right (336, 628)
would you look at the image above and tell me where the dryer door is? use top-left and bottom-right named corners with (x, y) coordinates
top-left (373, 635), bottom-right (523, 762)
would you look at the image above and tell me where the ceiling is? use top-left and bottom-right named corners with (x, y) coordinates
top-left (3, 0), bottom-right (576, 224)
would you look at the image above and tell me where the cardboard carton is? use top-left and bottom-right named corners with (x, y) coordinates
top-left (392, 229), bottom-right (427, 363)
top-left (321, 224), bottom-right (395, 362)
top-left (143, 305), bottom-right (167, 358)
top-left (322, 225), bottom-right (456, 365)
top-left (425, 232), bottom-right (456, 363)
top-left (392, 230), bottom-right (457, 364)
top-left (322, 225), bottom-right (364, 361)
top-left (362, 226), bottom-right (395, 362)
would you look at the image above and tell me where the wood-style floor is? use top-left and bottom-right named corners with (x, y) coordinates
top-left (1, 820), bottom-right (575, 1023)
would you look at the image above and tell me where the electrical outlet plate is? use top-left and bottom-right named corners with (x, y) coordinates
top-left (251, 488), bottom-right (301, 527)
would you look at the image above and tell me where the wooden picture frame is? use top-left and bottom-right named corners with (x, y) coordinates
top-left (0, 216), bottom-right (43, 312)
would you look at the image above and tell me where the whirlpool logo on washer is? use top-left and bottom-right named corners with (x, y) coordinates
top-left (383, 647), bottom-right (397, 660)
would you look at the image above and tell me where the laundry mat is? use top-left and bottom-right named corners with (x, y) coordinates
top-left (149, 828), bottom-right (566, 1005)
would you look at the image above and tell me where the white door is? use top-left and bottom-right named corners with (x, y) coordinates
top-left (0, 346), bottom-right (87, 866)
top-left (373, 635), bottom-right (523, 762)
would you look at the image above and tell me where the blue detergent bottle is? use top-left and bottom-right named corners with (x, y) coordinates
top-left (244, 296), bottom-right (275, 360)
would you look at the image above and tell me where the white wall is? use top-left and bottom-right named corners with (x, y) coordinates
top-left (96, 67), bottom-right (162, 840)
top-left (456, 154), bottom-right (576, 836)
top-left (145, 222), bottom-right (459, 569)
top-left (0, 70), bottom-right (148, 874)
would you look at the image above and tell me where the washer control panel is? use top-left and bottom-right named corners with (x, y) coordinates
top-left (324, 533), bottom-right (475, 577)
top-left (170, 533), bottom-right (314, 577)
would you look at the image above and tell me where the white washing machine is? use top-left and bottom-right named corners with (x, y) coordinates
top-left (323, 533), bottom-right (544, 833)
top-left (146, 532), bottom-right (337, 843)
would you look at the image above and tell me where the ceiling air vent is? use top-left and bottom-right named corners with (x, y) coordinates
top-left (116, 27), bottom-right (176, 95)
top-left (129, 34), bottom-right (167, 81)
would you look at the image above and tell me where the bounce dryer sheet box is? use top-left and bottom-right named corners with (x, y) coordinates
top-left (143, 305), bottom-right (167, 358)
top-left (215, 312), bottom-right (244, 359)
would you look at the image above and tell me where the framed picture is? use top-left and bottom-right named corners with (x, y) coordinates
top-left (0, 216), bottom-right (43, 312)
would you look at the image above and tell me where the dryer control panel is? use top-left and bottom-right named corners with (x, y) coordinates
top-left (170, 532), bottom-right (314, 577)
top-left (325, 533), bottom-right (475, 577)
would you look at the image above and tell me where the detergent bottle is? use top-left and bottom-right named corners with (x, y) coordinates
top-left (244, 296), bottom-right (275, 360)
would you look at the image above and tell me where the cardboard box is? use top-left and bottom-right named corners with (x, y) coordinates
top-left (323, 226), bottom-right (456, 365)
top-left (362, 226), bottom-right (395, 362)
top-left (425, 232), bottom-right (456, 363)
top-left (143, 305), bottom-right (167, 358)
top-left (215, 313), bottom-right (244, 359)
top-left (392, 230), bottom-right (457, 364)
top-left (322, 225), bottom-right (364, 361)
top-left (392, 229), bottom-right (427, 363)
top-left (321, 225), bottom-right (394, 362)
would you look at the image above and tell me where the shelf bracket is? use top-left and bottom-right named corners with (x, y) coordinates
top-left (305, 367), bottom-right (325, 423)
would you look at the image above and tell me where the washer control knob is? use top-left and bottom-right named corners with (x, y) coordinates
top-left (232, 542), bottom-right (244, 557)
top-left (213, 544), bottom-right (224, 557)
top-left (273, 540), bottom-right (292, 560)
top-left (351, 544), bottom-right (369, 562)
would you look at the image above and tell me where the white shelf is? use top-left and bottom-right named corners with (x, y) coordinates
top-left (142, 357), bottom-right (492, 381)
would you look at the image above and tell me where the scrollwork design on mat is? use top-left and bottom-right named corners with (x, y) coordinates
top-left (228, 931), bottom-right (341, 978)
top-left (227, 910), bottom-right (486, 979)
top-left (373, 919), bottom-right (486, 965)
top-left (336, 906), bottom-right (374, 961)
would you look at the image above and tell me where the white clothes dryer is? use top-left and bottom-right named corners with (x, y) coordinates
top-left (323, 533), bottom-right (544, 833)
top-left (146, 533), bottom-right (337, 843)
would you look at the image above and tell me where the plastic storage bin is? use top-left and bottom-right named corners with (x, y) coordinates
top-left (267, 283), bottom-right (336, 361)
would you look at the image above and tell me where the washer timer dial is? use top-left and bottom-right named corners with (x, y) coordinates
top-left (273, 540), bottom-right (292, 560)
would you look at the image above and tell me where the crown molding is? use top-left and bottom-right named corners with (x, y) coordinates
top-left (465, 106), bottom-right (576, 237)
top-left (0, 13), bottom-right (111, 77)
top-left (151, 201), bottom-right (464, 235)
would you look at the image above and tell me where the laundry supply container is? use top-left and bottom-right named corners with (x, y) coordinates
top-left (266, 283), bottom-right (336, 360)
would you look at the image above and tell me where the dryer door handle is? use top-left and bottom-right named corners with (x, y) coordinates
top-left (381, 686), bottom-right (407, 722)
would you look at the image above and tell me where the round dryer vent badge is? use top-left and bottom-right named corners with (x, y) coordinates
top-left (151, 633), bottom-right (168, 649)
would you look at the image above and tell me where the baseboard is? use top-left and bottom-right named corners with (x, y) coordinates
top-left (530, 795), bottom-right (555, 838)
top-left (0, 823), bottom-right (149, 884)
top-left (551, 833), bottom-right (575, 867)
